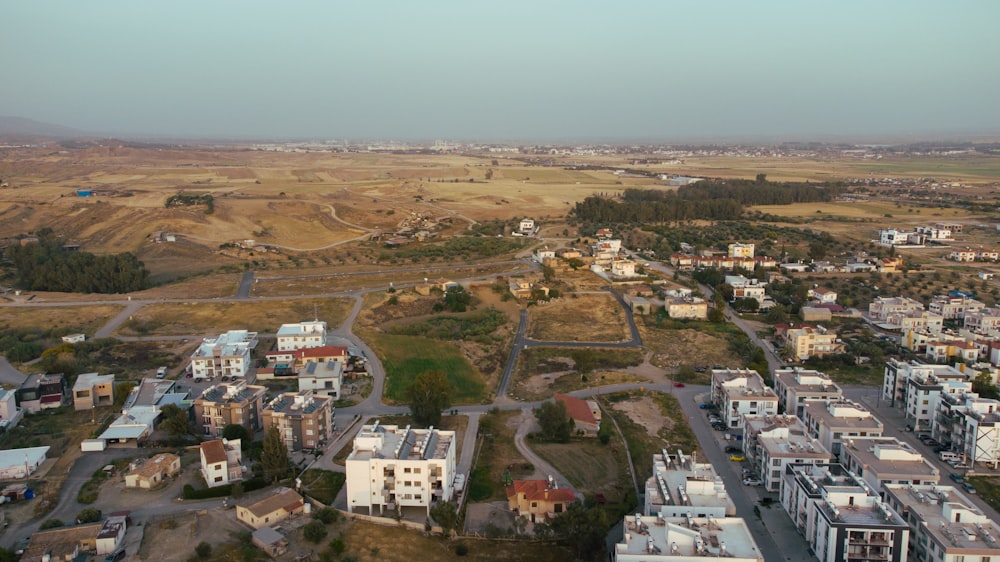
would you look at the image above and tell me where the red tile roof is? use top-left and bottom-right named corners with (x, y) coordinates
top-left (294, 346), bottom-right (348, 360)
top-left (555, 393), bottom-right (597, 425)
top-left (506, 479), bottom-right (575, 503)
top-left (201, 439), bottom-right (227, 465)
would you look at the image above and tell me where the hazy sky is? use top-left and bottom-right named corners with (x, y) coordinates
top-left (2, 1), bottom-right (998, 141)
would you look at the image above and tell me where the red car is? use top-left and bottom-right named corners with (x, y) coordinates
top-left (674, 382), bottom-right (685, 388)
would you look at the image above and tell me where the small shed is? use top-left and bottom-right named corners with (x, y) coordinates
top-left (252, 526), bottom-right (288, 557)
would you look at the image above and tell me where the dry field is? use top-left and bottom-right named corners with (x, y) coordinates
top-left (0, 304), bottom-right (123, 334)
top-left (114, 298), bottom-right (353, 336)
top-left (512, 369), bottom-right (646, 401)
top-left (638, 324), bottom-right (742, 373)
top-left (526, 293), bottom-right (629, 342)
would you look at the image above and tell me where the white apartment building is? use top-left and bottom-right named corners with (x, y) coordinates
top-left (614, 513), bottom-right (764, 562)
top-left (928, 295), bottom-right (985, 320)
top-left (772, 368), bottom-right (843, 417)
top-left (346, 421), bottom-right (456, 517)
top-left (519, 218), bottom-right (535, 232)
top-left (781, 463), bottom-right (909, 562)
top-left (728, 243), bottom-right (755, 258)
top-left (743, 415), bottom-right (831, 492)
top-left (965, 307), bottom-right (1000, 335)
top-left (884, 484), bottom-right (1000, 562)
top-left (724, 275), bottom-right (767, 306)
top-left (802, 400), bottom-right (884, 459)
top-left (276, 320), bottom-right (328, 352)
top-left (882, 359), bottom-right (970, 413)
top-left (914, 225), bottom-right (953, 240)
top-left (783, 325), bottom-right (845, 361)
top-left (932, 393), bottom-right (1000, 469)
top-left (297, 360), bottom-right (343, 400)
top-left (885, 310), bottom-right (944, 333)
top-left (710, 369), bottom-right (778, 430)
top-left (200, 438), bottom-right (244, 488)
top-left (880, 228), bottom-right (926, 246)
top-left (869, 297), bottom-right (924, 322)
top-left (840, 437), bottom-right (940, 494)
top-left (190, 330), bottom-right (258, 379)
top-left (643, 450), bottom-right (735, 517)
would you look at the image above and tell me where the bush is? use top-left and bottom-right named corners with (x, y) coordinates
top-left (181, 477), bottom-right (267, 500)
top-left (303, 520), bottom-right (328, 543)
top-left (454, 542), bottom-right (469, 556)
top-left (328, 538), bottom-right (346, 555)
top-left (76, 508), bottom-right (102, 523)
top-left (313, 507), bottom-right (338, 524)
top-left (195, 542), bottom-right (212, 559)
top-left (40, 519), bottom-right (64, 530)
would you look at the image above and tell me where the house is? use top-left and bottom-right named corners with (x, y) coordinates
top-left (189, 330), bottom-right (258, 380)
top-left (0, 388), bottom-right (21, 430)
top-left (200, 438), bottom-right (244, 488)
top-left (928, 295), bottom-right (985, 320)
top-left (595, 228), bottom-right (613, 239)
top-left (236, 488), bottom-right (305, 529)
top-left (98, 378), bottom-right (187, 447)
top-left (964, 306), bottom-right (1000, 335)
top-left (644, 450), bottom-right (735, 517)
top-left (19, 522), bottom-right (104, 562)
top-left (868, 297), bottom-right (924, 322)
top-left (275, 320), bottom-right (328, 352)
top-left (95, 514), bottom-right (128, 555)
top-left (346, 421), bottom-right (456, 517)
top-left (519, 218), bottom-right (535, 233)
top-left (252, 527), bottom-right (289, 558)
top-left (780, 262), bottom-right (809, 273)
top-left (624, 295), bottom-right (653, 316)
top-left (296, 360), bottom-right (343, 400)
top-left (61, 333), bottom-right (85, 344)
top-left (124, 453), bottom-right (181, 489)
top-left (610, 259), bottom-right (638, 278)
top-left (780, 463), bottom-right (909, 562)
top-left (839, 437), bottom-right (939, 493)
top-left (800, 306), bottom-right (833, 322)
top-left (554, 393), bottom-right (601, 436)
top-left (508, 278), bottom-right (548, 300)
top-left (780, 325), bottom-right (845, 361)
top-left (880, 228), bottom-right (926, 246)
top-left (193, 380), bottom-right (267, 437)
top-left (710, 369), bottom-right (778, 430)
top-left (506, 478), bottom-right (575, 523)
top-left (808, 287), bottom-right (838, 304)
top-left (666, 295), bottom-right (708, 320)
top-left (0, 446), bottom-right (49, 480)
top-left (883, 484), bottom-right (1000, 562)
top-left (262, 390), bottom-right (334, 451)
top-left (724, 275), bottom-right (767, 306)
top-left (742, 415), bottom-right (831, 492)
top-left (72, 373), bottom-right (115, 411)
top-left (615, 513), bottom-right (764, 561)
top-left (17, 373), bottom-right (67, 413)
top-left (293, 345), bottom-right (349, 370)
top-left (728, 243), bottom-right (755, 258)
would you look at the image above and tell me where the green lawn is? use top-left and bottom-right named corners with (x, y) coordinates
top-left (367, 333), bottom-right (487, 404)
top-left (299, 469), bottom-right (346, 505)
top-left (968, 476), bottom-right (1000, 514)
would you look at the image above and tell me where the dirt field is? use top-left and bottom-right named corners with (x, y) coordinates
top-left (610, 395), bottom-right (670, 440)
top-left (511, 368), bottom-right (646, 401)
top-left (638, 323), bottom-right (741, 373)
top-left (114, 298), bottom-right (353, 336)
top-left (0, 304), bottom-right (123, 334)
top-left (526, 294), bottom-right (628, 342)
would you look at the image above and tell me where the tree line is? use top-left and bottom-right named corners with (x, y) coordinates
top-left (5, 231), bottom-right (151, 293)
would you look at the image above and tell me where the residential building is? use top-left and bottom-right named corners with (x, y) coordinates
top-left (72, 372), bottom-right (115, 411)
top-left (16, 373), bottom-right (67, 413)
top-left (296, 360), bottom-right (343, 400)
top-left (345, 421), bottom-right (456, 516)
top-left (519, 218), bottom-right (535, 232)
top-left (0, 446), bottom-right (49, 480)
top-left (964, 307), bottom-right (1000, 335)
top-left (728, 243), bottom-right (755, 258)
top-left (928, 295), bottom-right (985, 320)
top-left (20, 523), bottom-right (104, 562)
top-left (840, 437), bottom-right (939, 494)
top-left (554, 393), bottom-right (601, 436)
top-left (665, 295), bottom-right (708, 320)
top-left (262, 390), bottom-right (334, 451)
top-left (508, 278), bottom-right (548, 300)
top-left (914, 225), bottom-right (953, 240)
top-left (772, 368), bottom-right (843, 417)
top-left (802, 399), bottom-right (884, 459)
top-left (0, 388), bottom-right (21, 429)
top-left (710, 369), bottom-right (778, 430)
top-left (236, 488), bottom-right (305, 529)
top-left (293, 345), bottom-right (349, 370)
top-left (252, 527), bottom-right (288, 558)
top-left (200, 438), bottom-right (245, 488)
top-left (95, 515), bottom-right (127, 555)
top-left (743, 415), bottom-right (830, 492)
top-left (869, 297), bottom-right (924, 322)
top-left (643, 449), bottom-right (735, 517)
top-left (275, 320), bottom-right (328, 352)
top-left (886, 310), bottom-right (945, 333)
top-left (880, 228), bottom-right (926, 246)
top-left (883, 484), bottom-right (1000, 562)
top-left (800, 306), bottom-right (833, 322)
top-left (124, 453), bottom-right (181, 489)
top-left (190, 330), bottom-right (258, 379)
top-left (505, 478), bottom-right (575, 523)
top-left (624, 295), bottom-right (653, 315)
top-left (98, 378), bottom-right (186, 447)
top-left (724, 275), bottom-right (767, 306)
top-left (779, 325), bottom-right (845, 361)
top-left (614, 513), bottom-right (764, 562)
top-left (808, 287), bottom-right (838, 304)
top-left (193, 380), bottom-right (267, 437)
top-left (932, 393), bottom-right (1000, 469)
top-left (780, 463), bottom-right (909, 562)
top-left (882, 359), bottom-right (970, 416)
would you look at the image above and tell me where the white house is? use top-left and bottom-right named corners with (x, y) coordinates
top-left (615, 513), bottom-right (764, 561)
top-left (190, 330), bottom-right (258, 379)
top-left (519, 218), bottom-right (535, 233)
top-left (276, 321), bottom-right (328, 352)
top-left (200, 438), bottom-right (244, 488)
top-left (297, 360), bottom-right (343, 400)
top-left (725, 275), bottom-right (767, 306)
top-left (95, 515), bottom-right (128, 555)
top-left (0, 388), bottom-right (21, 430)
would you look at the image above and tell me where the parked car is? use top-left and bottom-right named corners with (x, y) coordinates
top-left (712, 424), bottom-right (727, 431)
top-left (961, 482), bottom-right (976, 494)
top-left (950, 473), bottom-right (965, 483)
top-left (725, 446), bottom-right (742, 454)
top-left (729, 455), bottom-right (745, 462)
top-left (743, 479), bottom-right (763, 486)
top-left (105, 550), bottom-right (126, 562)
top-left (673, 382), bottom-right (685, 388)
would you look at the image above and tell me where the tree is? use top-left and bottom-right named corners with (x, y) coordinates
top-left (303, 520), bottom-right (328, 543)
top-left (195, 542), bottom-right (212, 559)
top-left (571, 350), bottom-right (595, 375)
top-left (707, 307), bottom-right (726, 323)
top-left (405, 370), bottom-right (452, 428)
top-left (261, 425), bottom-right (289, 483)
top-left (221, 424), bottom-right (250, 442)
top-left (765, 305), bottom-right (789, 324)
top-left (543, 502), bottom-right (608, 559)
top-left (159, 404), bottom-right (190, 437)
top-left (313, 507), bottom-right (338, 524)
top-left (40, 519), bottom-right (64, 530)
top-left (76, 508), bottom-right (101, 523)
top-left (972, 371), bottom-right (1000, 400)
top-left (535, 400), bottom-right (573, 443)
top-left (442, 286), bottom-right (472, 312)
top-left (429, 501), bottom-right (458, 535)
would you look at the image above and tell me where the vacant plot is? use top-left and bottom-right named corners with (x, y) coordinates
top-left (530, 439), bottom-right (628, 503)
top-left (467, 409), bottom-right (534, 502)
top-left (0, 304), bottom-right (123, 335)
top-left (638, 319), bottom-right (742, 377)
top-left (601, 391), bottom-right (698, 483)
top-left (253, 263), bottom-right (521, 297)
top-left (362, 332), bottom-right (488, 404)
top-left (510, 347), bottom-right (646, 401)
top-left (527, 293), bottom-right (628, 342)
top-left (129, 272), bottom-right (243, 299)
top-left (114, 298), bottom-right (353, 336)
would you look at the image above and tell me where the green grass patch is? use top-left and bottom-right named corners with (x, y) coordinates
top-left (380, 236), bottom-right (524, 263)
top-left (299, 469), bottom-right (346, 505)
top-left (368, 334), bottom-right (487, 404)
top-left (968, 476), bottom-right (1000, 513)
top-left (387, 308), bottom-right (508, 342)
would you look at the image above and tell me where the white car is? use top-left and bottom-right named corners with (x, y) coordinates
top-left (743, 479), bottom-right (763, 486)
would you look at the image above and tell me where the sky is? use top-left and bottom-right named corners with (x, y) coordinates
top-left (2, 1), bottom-right (999, 142)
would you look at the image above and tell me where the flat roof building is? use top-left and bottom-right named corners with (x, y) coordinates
top-left (884, 484), bottom-right (1000, 562)
top-left (743, 415), bottom-right (831, 492)
top-left (643, 449), bottom-right (735, 517)
top-left (614, 512), bottom-right (764, 561)
top-left (803, 399), bottom-right (884, 459)
top-left (710, 369), bottom-right (778, 430)
top-left (276, 320), bottom-right (328, 352)
top-left (772, 368), bottom-right (843, 417)
top-left (840, 437), bottom-right (940, 494)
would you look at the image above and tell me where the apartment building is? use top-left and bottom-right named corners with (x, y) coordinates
top-left (275, 320), bottom-right (328, 352)
top-left (840, 437), bottom-right (940, 494)
top-left (190, 330), bottom-right (258, 379)
top-left (742, 415), bottom-right (831, 492)
top-left (666, 295), bottom-right (708, 320)
top-left (883, 484), bottom-right (1000, 562)
top-left (886, 309), bottom-right (945, 333)
top-left (345, 421), bottom-right (456, 517)
top-left (772, 368), bottom-right (843, 417)
top-left (882, 359), bottom-right (970, 414)
top-left (262, 390), bottom-right (334, 451)
top-left (869, 297), bottom-right (924, 322)
top-left (193, 381), bottom-right (267, 437)
top-left (72, 373), bottom-right (115, 411)
top-left (964, 307), bottom-right (1000, 335)
top-left (932, 393), bottom-right (1000, 469)
top-left (297, 360), bottom-right (343, 400)
top-left (614, 513), bottom-right (764, 562)
top-left (782, 325), bottom-right (845, 361)
top-left (928, 295), bottom-right (985, 320)
top-left (643, 450), bottom-right (735, 517)
top-left (802, 399), bottom-right (884, 459)
top-left (724, 275), bottom-right (767, 306)
top-left (710, 369), bottom-right (778, 430)
top-left (780, 463), bottom-right (909, 562)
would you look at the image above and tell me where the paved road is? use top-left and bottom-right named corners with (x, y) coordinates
top-left (235, 271), bottom-right (254, 299)
top-left (512, 408), bottom-right (574, 492)
top-left (496, 310), bottom-right (528, 399)
top-left (0, 357), bottom-right (27, 386)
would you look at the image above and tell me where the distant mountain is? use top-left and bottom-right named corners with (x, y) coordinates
top-left (0, 115), bottom-right (87, 139)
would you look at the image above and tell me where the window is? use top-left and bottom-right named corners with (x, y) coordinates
top-left (773, 459), bottom-right (781, 466)
top-left (214, 476), bottom-right (222, 482)
top-left (531, 502), bottom-right (537, 508)
top-left (414, 468), bottom-right (421, 474)
top-left (404, 467), bottom-right (411, 473)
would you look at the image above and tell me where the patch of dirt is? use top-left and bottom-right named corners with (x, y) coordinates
top-left (640, 327), bottom-right (739, 371)
top-left (527, 294), bottom-right (628, 342)
top-left (521, 369), bottom-right (575, 396)
top-left (611, 396), bottom-right (671, 439)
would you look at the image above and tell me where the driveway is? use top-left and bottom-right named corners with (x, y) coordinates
top-left (0, 357), bottom-right (27, 386)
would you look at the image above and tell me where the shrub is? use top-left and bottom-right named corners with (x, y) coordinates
top-left (313, 507), bottom-right (338, 524)
top-left (40, 519), bottom-right (64, 530)
top-left (181, 477), bottom-right (267, 499)
top-left (455, 542), bottom-right (469, 556)
top-left (303, 520), bottom-right (328, 543)
top-left (76, 508), bottom-right (102, 523)
top-left (195, 542), bottom-right (212, 559)
top-left (328, 538), bottom-right (346, 555)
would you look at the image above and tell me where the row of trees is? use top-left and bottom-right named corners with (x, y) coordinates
top-left (5, 231), bottom-right (150, 293)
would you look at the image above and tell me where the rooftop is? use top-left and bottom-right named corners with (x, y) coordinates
top-left (295, 345), bottom-right (349, 360)
top-left (20, 372), bottom-right (64, 390)
top-left (712, 369), bottom-right (776, 400)
top-left (884, 484), bottom-right (1000, 553)
top-left (240, 487), bottom-right (304, 518)
top-left (842, 437), bottom-right (939, 480)
top-left (300, 360), bottom-right (343, 379)
top-left (645, 451), bottom-right (735, 515)
top-left (72, 372), bottom-right (115, 391)
top-left (201, 439), bottom-right (228, 465)
top-left (554, 393), bottom-right (597, 425)
top-left (803, 399), bottom-right (883, 431)
top-left (506, 479), bottom-right (575, 503)
top-left (773, 368), bottom-right (842, 395)
top-left (22, 523), bottom-right (103, 562)
top-left (129, 453), bottom-right (180, 479)
top-left (276, 321), bottom-right (327, 336)
top-left (348, 421), bottom-right (454, 462)
top-left (787, 463), bottom-right (907, 528)
top-left (123, 378), bottom-right (177, 409)
top-left (197, 382), bottom-right (266, 405)
top-left (265, 391), bottom-right (330, 416)
top-left (615, 513), bottom-right (763, 561)
top-left (0, 446), bottom-right (50, 469)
